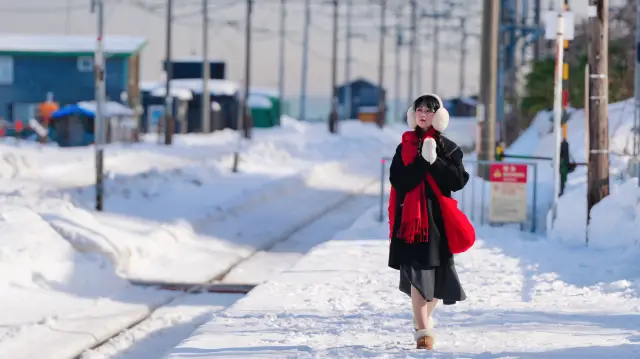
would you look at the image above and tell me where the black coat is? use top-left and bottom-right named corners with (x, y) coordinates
top-left (388, 133), bottom-right (470, 270)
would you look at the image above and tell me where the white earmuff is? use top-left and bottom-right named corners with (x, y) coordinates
top-left (406, 93), bottom-right (450, 132)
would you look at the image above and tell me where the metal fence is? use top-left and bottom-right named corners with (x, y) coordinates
top-left (378, 157), bottom-right (542, 233)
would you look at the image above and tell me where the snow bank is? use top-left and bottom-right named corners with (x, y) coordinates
top-left (512, 98), bottom-right (640, 247)
top-left (165, 205), bottom-right (640, 358)
top-left (587, 179), bottom-right (640, 248)
top-left (0, 204), bottom-right (172, 359)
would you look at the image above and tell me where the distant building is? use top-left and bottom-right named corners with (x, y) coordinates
top-left (164, 58), bottom-right (226, 80)
top-left (337, 78), bottom-right (386, 121)
top-left (443, 96), bottom-right (478, 117)
top-left (0, 34), bottom-right (146, 123)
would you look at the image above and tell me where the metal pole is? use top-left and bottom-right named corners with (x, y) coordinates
top-left (431, 0), bottom-right (439, 94)
top-left (277, 0), bottom-right (286, 125)
top-left (345, 0), bottom-right (353, 120)
top-left (164, 0), bottom-right (173, 145)
top-left (459, 17), bottom-right (467, 98)
top-left (416, 20), bottom-right (422, 96)
top-left (202, 0), bottom-right (210, 133)
top-left (587, 0), bottom-right (609, 227)
top-left (376, 0), bottom-right (386, 128)
top-left (328, 0), bottom-right (339, 134)
top-left (532, 162), bottom-right (537, 233)
top-left (243, 0), bottom-right (253, 139)
top-left (407, 0), bottom-right (416, 104)
top-left (92, 0), bottom-right (105, 211)
top-left (533, 0), bottom-right (541, 60)
top-left (232, 0), bottom-right (253, 172)
top-left (551, 12), bottom-right (565, 221)
top-left (299, 0), bottom-right (310, 122)
top-left (379, 158), bottom-right (386, 222)
top-left (394, 6), bottom-right (401, 121)
top-left (634, 0), bottom-right (640, 186)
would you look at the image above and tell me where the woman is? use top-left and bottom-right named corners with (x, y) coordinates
top-left (388, 93), bottom-right (470, 350)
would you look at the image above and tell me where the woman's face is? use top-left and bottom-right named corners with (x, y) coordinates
top-left (415, 106), bottom-right (434, 129)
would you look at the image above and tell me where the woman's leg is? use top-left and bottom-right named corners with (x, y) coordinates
top-left (411, 285), bottom-right (429, 329)
top-left (426, 298), bottom-right (439, 327)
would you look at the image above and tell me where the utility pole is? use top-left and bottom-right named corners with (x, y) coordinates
top-left (345, 0), bottom-right (353, 120)
top-left (299, 0), bottom-right (310, 122)
top-left (416, 20), bottom-right (422, 96)
top-left (91, 0), bottom-right (105, 211)
top-left (232, 0), bottom-right (253, 172)
top-left (559, 0), bottom-right (570, 196)
top-left (587, 0), bottom-right (609, 230)
top-left (459, 16), bottom-right (467, 99)
top-left (242, 0), bottom-right (253, 139)
top-left (431, 0), bottom-right (439, 94)
top-left (478, 0), bottom-right (498, 176)
top-left (533, 0), bottom-right (541, 61)
top-left (278, 0), bottom-right (286, 125)
top-left (551, 12), bottom-right (565, 220)
top-left (376, 0), bottom-right (386, 129)
top-left (634, 0), bottom-right (640, 186)
top-left (394, 5), bottom-right (402, 121)
top-left (407, 0), bottom-right (416, 105)
top-left (202, 0), bottom-right (210, 133)
top-left (164, 0), bottom-right (174, 145)
top-left (328, 0), bottom-right (339, 133)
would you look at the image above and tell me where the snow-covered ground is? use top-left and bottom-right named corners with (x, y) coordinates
top-left (3, 102), bottom-right (639, 358)
top-left (165, 206), bottom-right (640, 358)
top-left (163, 101), bottom-right (640, 358)
top-left (1, 117), bottom-right (423, 358)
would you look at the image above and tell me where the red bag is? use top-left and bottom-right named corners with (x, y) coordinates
top-left (426, 174), bottom-right (475, 254)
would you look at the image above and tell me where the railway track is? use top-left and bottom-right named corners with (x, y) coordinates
top-left (73, 178), bottom-right (380, 359)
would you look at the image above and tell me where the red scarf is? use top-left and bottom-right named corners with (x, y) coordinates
top-left (388, 128), bottom-right (437, 244)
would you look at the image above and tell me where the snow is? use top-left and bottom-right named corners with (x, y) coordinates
top-left (0, 34), bottom-right (146, 54)
top-left (3, 117), bottom-right (438, 357)
top-left (3, 100), bottom-right (639, 358)
top-left (76, 101), bottom-right (136, 117)
top-left (142, 79), bottom-right (239, 97)
top-left (506, 99), bottom-right (640, 248)
top-left (149, 87), bottom-right (194, 101)
top-left (247, 94), bottom-right (272, 109)
top-left (443, 116), bottom-right (476, 151)
top-left (165, 207), bottom-right (640, 358)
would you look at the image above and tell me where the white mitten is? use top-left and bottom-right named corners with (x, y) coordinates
top-left (421, 137), bottom-right (437, 164)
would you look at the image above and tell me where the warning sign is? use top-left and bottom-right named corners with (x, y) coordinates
top-left (489, 164), bottom-right (528, 223)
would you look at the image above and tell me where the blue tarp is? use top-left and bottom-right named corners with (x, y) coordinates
top-left (50, 104), bottom-right (94, 119)
top-left (51, 101), bottom-right (135, 119)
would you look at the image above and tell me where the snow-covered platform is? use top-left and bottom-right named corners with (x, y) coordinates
top-left (165, 208), bottom-right (640, 359)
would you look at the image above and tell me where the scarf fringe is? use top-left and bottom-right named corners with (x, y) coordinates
top-left (396, 219), bottom-right (429, 244)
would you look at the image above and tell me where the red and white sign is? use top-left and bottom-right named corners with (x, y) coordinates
top-left (489, 164), bottom-right (528, 223)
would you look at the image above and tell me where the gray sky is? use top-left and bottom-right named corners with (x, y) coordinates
top-left (0, 0), bottom-right (598, 98)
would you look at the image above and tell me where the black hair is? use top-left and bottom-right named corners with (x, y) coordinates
top-left (413, 95), bottom-right (440, 113)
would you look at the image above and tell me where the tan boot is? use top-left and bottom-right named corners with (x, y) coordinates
top-left (414, 329), bottom-right (435, 350)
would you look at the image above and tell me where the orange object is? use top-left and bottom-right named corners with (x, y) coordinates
top-left (14, 120), bottom-right (23, 132)
top-left (39, 101), bottom-right (59, 126)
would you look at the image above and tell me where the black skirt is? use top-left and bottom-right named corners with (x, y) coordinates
top-left (399, 262), bottom-right (466, 305)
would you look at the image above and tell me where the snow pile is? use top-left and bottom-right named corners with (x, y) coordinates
top-left (442, 116), bottom-right (476, 151)
top-left (165, 205), bottom-right (640, 358)
top-left (587, 179), bottom-right (640, 248)
top-left (508, 99), bottom-right (640, 248)
top-left (0, 205), bottom-right (172, 359)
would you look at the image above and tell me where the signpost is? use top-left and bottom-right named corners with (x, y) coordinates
top-left (489, 163), bottom-right (528, 223)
